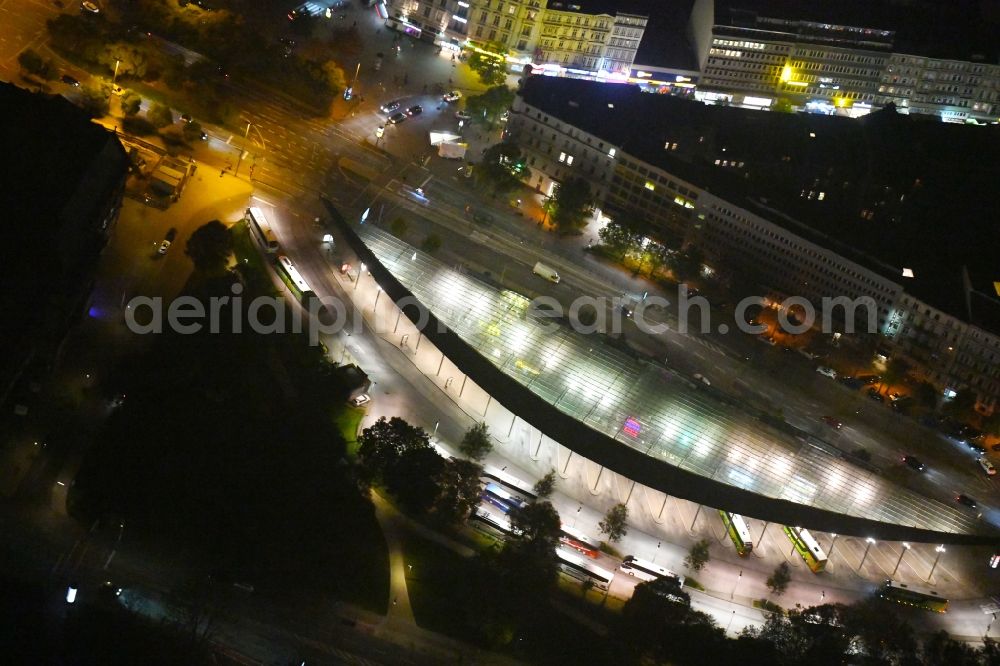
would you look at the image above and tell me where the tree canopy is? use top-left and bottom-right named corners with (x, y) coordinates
top-left (357, 416), bottom-right (430, 481)
top-left (184, 221), bottom-right (232, 274)
top-left (475, 142), bottom-right (529, 196)
top-left (684, 538), bottom-right (711, 572)
top-left (533, 469), bottom-right (557, 498)
top-left (464, 85), bottom-right (515, 124)
top-left (459, 422), bottom-right (493, 461)
top-left (468, 42), bottom-right (508, 86)
top-left (598, 503), bottom-right (629, 543)
top-left (550, 177), bottom-right (593, 233)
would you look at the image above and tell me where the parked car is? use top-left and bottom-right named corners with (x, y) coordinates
top-left (387, 112), bottom-right (407, 124)
top-left (821, 415), bottom-right (842, 429)
top-left (956, 494), bottom-right (978, 509)
top-left (81, 0), bottom-right (100, 13)
top-left (867, 388), bottom-right (885, 402)
top-left (816, 366), bottom-right (837, 379)
top-left (902, 455), bottom-right (925, 471)
top-left (693, 373), bottom-right (711, 387)
top-left (157, 240), bottom-right (171, 255)
top-left (350, 394), bottom-right (371, 407)
top-left (406, 105), bottom-right (423, 116)
top-left (968, 442), bottom-right (987, 455)
top-left (978, 458), bottom-right (997, 476)
top-left (856, 374), bottom-right (881, 385)
top-left (61, 74), bottom-right (80, 86)
top-left (442, 90), bottom-right (462, 102)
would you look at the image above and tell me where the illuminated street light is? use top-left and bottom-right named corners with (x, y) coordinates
top-left (857, 537), bottom-right (876, 572)
top-left (927, 545), bottom-right (946, 582)
top-left (891, 542), bottom-right (911, 577)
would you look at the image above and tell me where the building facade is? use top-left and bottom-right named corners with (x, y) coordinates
top-left (690, 0), bottom-right (1000, 122)
top-left (384, 0), bottom-right (647, 75)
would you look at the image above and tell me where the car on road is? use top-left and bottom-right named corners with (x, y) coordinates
top-left (867, 388), bottom-right (885, 402)
top-left (350, 394), bottom-right (371, 407)
top-left (81, 0), bottom-right (100, 13)
top-left (406, 105), bottom-right (422, 116)
top-left (956, 494), bottom-right (978, 509)
top-left (380, 100), bottom-right (401, 114)
top-left (968, 442), bottom-right (987, 455)
top-left (387, 112), bottom-right (407, 124)
top-left (157, 240), bottom-right (171, 255)
top-left (455, 110), bottom-right (472, 120)
top-left (442, 90), bottom-right (462, 102)
top-left (816, 366), bottom-right (837, 379)
top-left (821, 415), bottom-right (842, 429)
top-left (839, 376), bottom-right (864, 390)
top-left (181, 113), bottom-right (192, 122)
top-left (978, 458), bottom-right (997, 476)
top-left (902, 455), bottom-right (925, 471)
top-left (693, 373), bottom-right (711, 387)
top-left (61, 74), bottom-right (80, 86)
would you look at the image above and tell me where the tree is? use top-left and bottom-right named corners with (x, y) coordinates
top-left (598, 219), bottom-right (642, 260)
top-left (684, 538), bottom-right (710, 572)
top-left (533, 469), bottom-right (557, 499)
top-left (184, 220), bottom-right (233, 274)
top-left (420, 233), bottom-right (442, 253)
top-left (322, 60), bottom-right (347, 95)
top-left (672, 245), bottom-right (704, 283)
top-left (880, 357), bottom-right (911, 393)
top-left (78, 84), bottom-right (110, 118)
top-left (508, 501), bottom-right (562, 554)
top-left (357, 416), bottom-right (430, 481)
top-left (549, 177), bottom-right (593, 233)
top-left (17, 49), bottom-right (56, 80)
top-left (120, 91), bottom-right (142, 116)
top-left (147, 102), bottom-right (174, 129)
top-left (766, 561), bottom-right (791, 597)
top-left (99, 43), bottom-right (149, 80)
top-left (464, 85), bottom-right (515, 124)
top-left (468, 41), bottom-right (508, 86)
top-left (913, 380), bottom-right (938, 410)
top-left (389, 217), bottom-right (408, 238)
top-left (598, 502), bottom-right (629, 543)
top-left (475, 141), bottom-right (529, 196)
top-left (773, 98), bottom-right (794, 113)
top-left (432, 458), bottom-right (483, 525)
top-left (943, 388), bottom-right (978, 422)
top-left (384, 446), bottom-right (446, 515)
top-left (182, 120), bottom-right (204, 143)
top-left (459, 422), bottom-right (492, 461)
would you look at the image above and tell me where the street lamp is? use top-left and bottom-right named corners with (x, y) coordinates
top-left (112, 59), bottom-right (121, 85)
top-left (857, 537), bottom-right (876, 572)
top-left (891, 542), bottom-right (911, 577)
top-left (731, 569), bottom-right (742, 600)
top-left (354, 262), bottom-right (367, 291)
top-left (373, 286), bottom-right (383, 310)
top-left (927, 545), bottom-right (946, 582)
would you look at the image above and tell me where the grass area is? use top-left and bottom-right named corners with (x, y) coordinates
top-left (683, 576), bottom-right (705, 591)
top-left (400, 532), bottom-right (477, 639)
top-left (753, 598), bottom-right (784, 615)
top-left (334, 405), bottom-right (365, 457)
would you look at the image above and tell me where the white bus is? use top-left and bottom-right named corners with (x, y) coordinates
top-left (246, 207), bottom-right (279, 253)
top-left (471, 507), bottom-right (513, 536)
top-left (481, 464), bottom-right (537, 502)
top-left (556, 548), bottom-right (615, 591)
top-left (277, 255), bottom-right (313, 299)
top-left (783, 526), bottom-right (828, 573)
top-left (619, 555), bottom-right (685, 586)
top-left (719, 510), bottom-right (753, 556)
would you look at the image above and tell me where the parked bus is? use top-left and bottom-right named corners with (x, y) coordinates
top-left (559, 525), bottom-right (600, 559)
top-left (784, 526), bottom-right (828, 573)
top-left (719, 510), bottom-right (753, 556)
top-left (620, 555), bottom-right (685, 586)
top-left (481, 465), bottom-right (538, 502)
top-left (471, 507), bottom-right (512, 536)
top-left (556, 548), bottom-right (615, 591)
top-left (276, 255), bottom-right (314, 300)
top-left (246, 207), bottom-right (279, 253)
top-left (878, 579), bottom-right (948, 613)
top-left (481, 482), bottom-right (527, 514)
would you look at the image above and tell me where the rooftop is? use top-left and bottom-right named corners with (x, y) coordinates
top-left (545, 0), bottom-right (651, 17)
top-left (517, 76), bottom-right (1000, 329)
top-left (632, 0), bottom-right (700, 71)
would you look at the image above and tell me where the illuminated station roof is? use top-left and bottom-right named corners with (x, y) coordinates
top-left (358, 225), bottom-right (984, 536)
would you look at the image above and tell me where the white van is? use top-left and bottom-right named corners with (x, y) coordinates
top-left (532, 262), bottom-right (560, 283)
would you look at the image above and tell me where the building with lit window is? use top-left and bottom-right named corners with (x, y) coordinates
top-left (508, 75), bottom-right (1000, 410)
top-left (384, 0), bottom-right (648, 75)
top-left (690, 0), bottom-right (1000, 122)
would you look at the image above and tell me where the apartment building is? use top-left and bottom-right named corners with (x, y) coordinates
top-left (507, 75), bottom-right (1000, 409)
top-left (690, 0), bottom-right (1000, 122)
top-left (384, 0), bottom-right (648, 74)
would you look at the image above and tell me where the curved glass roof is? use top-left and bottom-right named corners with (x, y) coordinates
top-left (359, 225), bottom-right (982, 535)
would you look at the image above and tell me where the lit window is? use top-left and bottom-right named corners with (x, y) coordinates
top-left (566, 155), bottom-right (574, 165)
top-left (644, 181), bottom-right (655, 191)
top-left (558, 151), bottom-right (566, 163)
top-left (817, 192), bottom-right (825, 200)
top-left (608, 147), bottom-right (616, 157)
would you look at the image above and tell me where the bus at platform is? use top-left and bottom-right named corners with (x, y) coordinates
top-left (719, 510), bottom-right (753, 556)
top-left (783, 526), bottom-right (828, 573)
